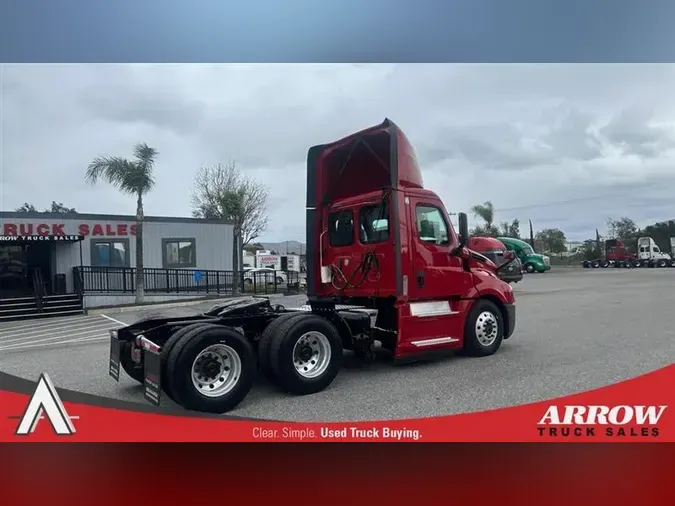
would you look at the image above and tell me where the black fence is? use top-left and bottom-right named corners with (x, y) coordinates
top-left (73, 266), bottom-right (303, 296)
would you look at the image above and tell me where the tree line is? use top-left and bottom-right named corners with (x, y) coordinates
top-left (17, 143), bottom-right (270, 303)
top-left (469, 200), bottom-right (675, 260)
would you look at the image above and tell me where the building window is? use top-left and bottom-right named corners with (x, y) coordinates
top-left (162, 238), bottom-right (197, 268)
top-left (328, 210), bottom-right (354, 247)
top-left (359, 201), bottom-right (389, 244)
top-left (91, 239), bottom-right (130, 267)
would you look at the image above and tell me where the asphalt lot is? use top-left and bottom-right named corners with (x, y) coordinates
top-left (1, 268), bottom-right (674, 422)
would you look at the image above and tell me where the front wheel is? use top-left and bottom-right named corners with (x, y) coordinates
top-left (276, 276), bottom-right (285, 285)
top-left (524, 263), bottom-right (535, 273)
top-left (657, 259), bottom-right (668, 268)
top-left (462, 299), bottom-right (504, 357)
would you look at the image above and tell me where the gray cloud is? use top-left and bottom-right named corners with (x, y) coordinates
top-left (79, 86), bottom-right (207, 137)
top-left (598, 106), bottom-right (675, 158)
top-left (2, 64), bottom-right (675, 243)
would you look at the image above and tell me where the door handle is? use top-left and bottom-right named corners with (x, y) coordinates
top-left (416, 271), bottom-right (425, 288)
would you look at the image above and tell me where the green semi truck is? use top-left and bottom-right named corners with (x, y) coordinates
top-left (497, 237), bottom-right (551, 273)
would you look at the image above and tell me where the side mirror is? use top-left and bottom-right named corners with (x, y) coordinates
top-left (457, 212), bottom-right (468, 249)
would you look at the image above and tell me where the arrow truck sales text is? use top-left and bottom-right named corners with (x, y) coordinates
top-left (538, 405), bottom-right (667, 438)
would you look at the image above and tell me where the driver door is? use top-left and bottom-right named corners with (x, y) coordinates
top-left (408, 198), bottom-right (474, 300)
top-left (397, 196), bottom-right (475, 355)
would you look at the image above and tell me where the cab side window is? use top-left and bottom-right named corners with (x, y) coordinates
top-left (328, 210), bottom-right (354, 247)
top-left (415, 205), bottom-right (449, 246)
top-left (359, 202), bottom-right (390, 244)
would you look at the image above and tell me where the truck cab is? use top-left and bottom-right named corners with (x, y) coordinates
top-left (306, 118), bottom-right (516, 359)
top-left (468, 236), bottom-right (523, 283)
top-left (637, 236), bottom-right (672, 267)
top-left (497, 237), bottom-right (551, 273)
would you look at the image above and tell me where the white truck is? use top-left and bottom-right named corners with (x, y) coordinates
top-left (637, 236), bottom-right (673, 268)
top-left (255, 251), bottom-right (301, 272)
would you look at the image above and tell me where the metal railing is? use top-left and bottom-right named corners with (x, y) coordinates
top-left (73, 266), bottom-right (303, 296)
top-left (32, 269), bottom-right (46, 312)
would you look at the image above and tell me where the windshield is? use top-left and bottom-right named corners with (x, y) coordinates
top-left (522, 245), bottom-right (534, 255)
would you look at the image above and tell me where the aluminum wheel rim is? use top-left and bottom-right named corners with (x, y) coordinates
top-left (292, 331), bottom-right (331, 379)
top-left (475, 311), bottom-right (499, 347)
top-left (191, 344), bottom-right (242, 398)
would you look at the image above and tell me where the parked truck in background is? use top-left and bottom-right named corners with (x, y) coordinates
top-left (582, 236), bottom-right (674, 268)
top-left (468, 236), bottom-right (523, 283)
top-left (107, 118), bottom-right (518, 414)
top-left (582, 238), bottom-right (636, 268)
top-left (498, 237), bottom-right (551, 273)
top-left (636, 237), bottom-right (673, 267)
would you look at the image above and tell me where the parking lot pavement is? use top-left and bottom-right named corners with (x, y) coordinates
top-left (0, 269), bottom-right (673, 422)
top-left (0, 314), bottom-right (125, 353)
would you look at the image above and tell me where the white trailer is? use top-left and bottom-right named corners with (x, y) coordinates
top-left (255, 251), bottom-right (300, 271)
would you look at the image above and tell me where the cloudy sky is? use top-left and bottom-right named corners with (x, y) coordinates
top-left (2, 64), bottom-right (675, 243)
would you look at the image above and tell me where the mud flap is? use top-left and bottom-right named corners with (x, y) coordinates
top-left (143, 348), bottom-right (162, 406)
top-left (109, 336), bottom-right (121, 381)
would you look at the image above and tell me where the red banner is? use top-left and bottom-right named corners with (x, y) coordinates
top-left (1, 364), bottom-right (673, 442)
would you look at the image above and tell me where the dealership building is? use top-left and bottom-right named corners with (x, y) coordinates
top-left (0, 211), bottom-right (235, 313)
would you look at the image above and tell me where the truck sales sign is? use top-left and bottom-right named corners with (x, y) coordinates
top-left (0, 235), bottom-right (83, 242)
top-left (2, 222), bottom-right (137, 238)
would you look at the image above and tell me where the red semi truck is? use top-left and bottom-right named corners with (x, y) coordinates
top-left (107, 119), bottom-right (517, 414)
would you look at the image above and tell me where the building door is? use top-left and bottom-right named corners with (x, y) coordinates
top-left (0, 245), bottom-right (28, 298)
top-left (25, 242), bottom-right (54, 295)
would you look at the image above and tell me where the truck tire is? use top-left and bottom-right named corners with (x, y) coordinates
top-left (591, 261), bottom-right (600, 268)
top-left (258, 312), bottom-right (308, 382)
top-left (524, 263), bottom-right (535, 273)
top-left (268, 314), bottom-right (343, 395)
top-left (462, 299), bottom-right (504, 357)
top-left (632, 260), bottom-right (642, 268)
top-left (165, 324), bottom-right (256, 413)
top-left (657, 259), bottom-right (668, 268)
top-left (160, 323), bottom-right (216, 402)
top-left (601, 260), bottom-right (610, 268)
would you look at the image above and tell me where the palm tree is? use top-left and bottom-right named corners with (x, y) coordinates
top-left (86, 143), bottom-right (158, 304)
top-left (470, 200), bottom-right (499, 236)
